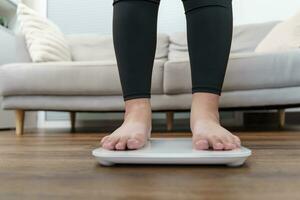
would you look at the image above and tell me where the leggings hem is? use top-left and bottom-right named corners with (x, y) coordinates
top-left (123, 93), bottom-right (151, 101)
top-left (192, 86), bottom-right (222, 96)
top-left (113, 0), bottom-right (160, 6)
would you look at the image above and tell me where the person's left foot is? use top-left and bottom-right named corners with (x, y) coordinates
top-left (190, 93), bottom-right (241, 151)
top-left (191, 118), bottom-right (241, 150)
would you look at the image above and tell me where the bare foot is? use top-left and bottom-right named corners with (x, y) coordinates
top-left (190, 93), bottom-right (241, 150)
top-left (100, 98), bottom-right (152, 150)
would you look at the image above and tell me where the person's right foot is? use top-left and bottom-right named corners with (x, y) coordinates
top-left (100, 98), bottom-right (152, 150)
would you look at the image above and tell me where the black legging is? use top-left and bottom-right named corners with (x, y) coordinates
top-left (112, 0), bottom-right (233, 101)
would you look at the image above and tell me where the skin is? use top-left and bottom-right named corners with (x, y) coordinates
top-left (100, 93), bottom-right (241, 151)
top-left (190, 93), bottom-right (241, 150)
top-left (100, 98), bottom-right (152, 150)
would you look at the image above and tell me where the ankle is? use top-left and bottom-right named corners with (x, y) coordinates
top-left (191, 93), bottom-right (220, 122)
top-left (124, 98), bottom-right (152, 123)
top-left (191, 111), bottom-right (220, 127)
top-left (125, 98), bottom-right (151, 113)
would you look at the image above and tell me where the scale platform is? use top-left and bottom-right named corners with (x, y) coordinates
top-left (92, 138), bottom-right (252, 167)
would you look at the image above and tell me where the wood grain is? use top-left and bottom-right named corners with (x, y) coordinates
top-left (0, 129), bottom-right (300, 200)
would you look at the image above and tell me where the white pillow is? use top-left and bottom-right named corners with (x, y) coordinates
top-left (255, 10), bottom-right (300, 53)
top-left (17, 3), bottom-right (72, 62)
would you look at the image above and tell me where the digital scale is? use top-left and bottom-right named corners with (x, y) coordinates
top-left (92, 138), bottom-right (252, 167)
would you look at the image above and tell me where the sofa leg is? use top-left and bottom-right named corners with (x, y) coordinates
top-left (70, 111), bottom-right (76, 132)
top-left (166, 112), bottom-right (174, 131)
top-left (278, 109), bottom-right (285, 129)
top-left (15, 109), bottom-right (25, 136)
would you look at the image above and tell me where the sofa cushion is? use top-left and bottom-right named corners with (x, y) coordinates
top-left (255, 10), bottom-right (300, 53)
top-left (0, 60), bottom-right (164, 96)
top-left (164, 50), bottom-right (300, 94)
top-left (231, 21), bottom-right (280, 53)
top-left (168, 21), bottom-right (280, 61)
top-left (17, 3), bottom-right (72, 62)
top-left (67, 33), bottom-right (169, 62)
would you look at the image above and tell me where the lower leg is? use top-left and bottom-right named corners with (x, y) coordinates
top-left (182, 0), bottom-right (241, 150)
top-left (112, 0), bottom-right (159, 101)
top-left (101, 0), bottom-right (159, 150)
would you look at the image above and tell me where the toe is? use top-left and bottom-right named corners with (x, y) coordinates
top-left (100, 135), bottom-right (109, 146)
top-left (233, 136), bottom-right (241, 147)
top-left (208, 136), bottom-right (224, 150)
top-left (101, 136), bottom-right (113, 149)
top-left (223, 137), bottom-right (236, 150)
top-left (103, 136), bottom-right (119, 150)
top-left (224, 142), bottom-right (236, 150)
top-left (102, 141), bottom-right (114, 150)
top-left (221, 135), bottom-right (237, 150)
top-left (115, 137), bottom-right (128, 150)
top-left (127, 133), bottom-right (146, 150)
top-left (193, 134), bottom-right (209, 150)
top-left (127, 138), bottom-right (144, 149)
top-left (110, 136), bottom-right (120, 150)
top-left (229, 135), bottom-right (241, 149)
top-left (213, 142), bottom-right (224, 150)
top-left (195, 139), bottom-right (209, 150)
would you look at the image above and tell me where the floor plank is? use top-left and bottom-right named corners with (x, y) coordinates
top-left (0, 129), bottom-right (300, 200)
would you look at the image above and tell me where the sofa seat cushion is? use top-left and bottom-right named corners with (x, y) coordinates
top-left (0, 60), bottom-right (164, 96)
top-left (164, 50), bottom-right (300, 94)
top-left (3, 86), bottom-right (300, 111)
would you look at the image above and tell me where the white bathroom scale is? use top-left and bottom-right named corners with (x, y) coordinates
top-left (92, 138), bottom-right (252, 167)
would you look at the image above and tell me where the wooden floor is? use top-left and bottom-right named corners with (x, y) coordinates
top-left (1, 128), bottom-right (300, 200)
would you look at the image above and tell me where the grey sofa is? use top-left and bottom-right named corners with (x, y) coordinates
top-left (1, 20), bottom-right (299, 135)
